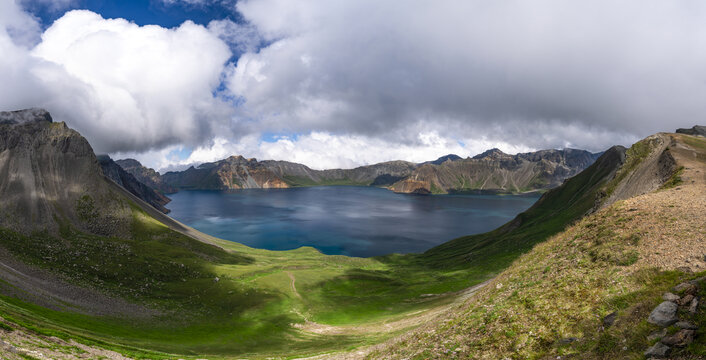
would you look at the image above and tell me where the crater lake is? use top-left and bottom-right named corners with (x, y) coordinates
top-left (166, 186), bottom-right (540, 257)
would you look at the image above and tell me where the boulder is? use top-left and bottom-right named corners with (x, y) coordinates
top-left (678, 294), bottom-right (695, 306)
top-left (662, 293), bottom-right (680, 302)
top-left (648, 302), bottom-right (678, 327)
top-left (602, 312), bottom-right (617, 327)
top-left (644, 342), bottom-right (671, 358)
top-left (689, 298), bottom-right (699, 314)
top-left (661, 329), bottom-right (695, 348)
top-left (675, 321), bottom-right (698, 330)
top-left (647, 329), bottom-right (667, 341)
top-left (673, 282), bottom-right (697, 295)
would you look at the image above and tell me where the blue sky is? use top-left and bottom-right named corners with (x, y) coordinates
top-left (26, 0), bottom-right (239, 29)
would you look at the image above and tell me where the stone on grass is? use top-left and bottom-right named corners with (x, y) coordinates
top-left (647, 329), bottom-right (667, 341)
top-left (644, 342), bottom-right (671, 358)
top-left (558, 337), bottom-right (578, 345)
top-left (678, 294), bottom-right (695, 306)
top-left (662, 293), bottom-right (680, 302)
top-left (660, 329), bottom-right (695, 348)
top-left (675, 321), bottom-right (697, 330)
top-left (673, 282), bottom-right (697, 295)
top-left (603, 312), bottom-right (617, 327)
top-left (648, 301), bottom-right (678, 327)
top-left (689, 297), bottom-right (699, 314)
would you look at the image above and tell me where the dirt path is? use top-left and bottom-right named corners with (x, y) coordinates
top-left (286, 271), bottom-right (302, 299)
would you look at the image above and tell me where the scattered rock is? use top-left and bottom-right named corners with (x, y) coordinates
top-left (689, 297), bottom-right (699, 314)
top-left (648, 301), bottom-right (679, 327)
top-left (689, 277), bottom-right (706, 286)
top-left (661, 329), bottom-right (695, 348)
top-left (644, 342), bottom-right (671, 358)
top-left (603, 312), bottom-right (617, 327)
top-left (647, 329), bottom-right (667, 341)
top-left (675, 321), bottom-right (698, 330)
top-left (662, 293), bottom-right (680, 302)
top-left (673, 283), bottom-right (697, 295)
top-left (678, 294), bottom-right (695, 306)
top-left (558, 337), bottom-right (578, 345)
top-left (677, 266), bottom-right (693, 273)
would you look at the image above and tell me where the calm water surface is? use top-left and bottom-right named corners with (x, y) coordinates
top-left (167, 186), bottom-right (539, 257)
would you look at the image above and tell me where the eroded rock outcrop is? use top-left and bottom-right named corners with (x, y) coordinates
top-left (0, 109), bottom-right (131, 236)
top-left (98, 156), bottom-right (171, 214)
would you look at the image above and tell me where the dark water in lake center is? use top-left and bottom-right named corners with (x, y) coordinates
top-left (166, 186), bottom-right (540, 257)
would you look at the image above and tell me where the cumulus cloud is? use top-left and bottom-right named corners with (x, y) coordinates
top-left (0, 4), bottom-right (233, 154)
top-left (226, 0), bottom-right (706, 153)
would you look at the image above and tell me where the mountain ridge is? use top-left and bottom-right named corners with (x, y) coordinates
top-left (122, 148), bottom-right (602, 196)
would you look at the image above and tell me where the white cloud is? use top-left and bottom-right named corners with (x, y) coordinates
top-left (0, 8), bottom-right (234, 154)
top-left (131, 131), bottom-right (535, 172)
top-left (207, 19), bottom-right (261, 55)
top-left (226, 0), bottom-right (706, 153)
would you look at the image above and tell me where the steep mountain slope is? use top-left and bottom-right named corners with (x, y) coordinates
top-left (0, 109), bottom-right (132, 237)
top-left (359, 133), bottom-right (706, 359)
top-left (98, 155), bottom-right (171, 214)
top-left (115, 158), bottom-right (177, 194)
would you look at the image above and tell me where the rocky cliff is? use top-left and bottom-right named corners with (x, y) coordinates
top-left (0, 109), bottom-right (132, 236)
top-left (98, 155), bottom-right (171, 214)
top-left (161, 155), bottom-right (290, 190)
top-left (115, 158), bottom-right (177, 194)
top-left (388, 148), bottom-right (601, 194)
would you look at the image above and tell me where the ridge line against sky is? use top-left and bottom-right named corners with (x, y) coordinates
top-left (1, 0), bottom-right (703, 171)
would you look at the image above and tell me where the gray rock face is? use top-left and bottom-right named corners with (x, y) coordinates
top-left (98, 155), bottom-right (171, 214)
top-left (115, 158), bottom-right (177, 194)
top-left (644, 342), bottom-right (671, 358)
top-left (648, 301), bottom-right (679, 327)
top-left (0, 108), bottom-right (131, 237)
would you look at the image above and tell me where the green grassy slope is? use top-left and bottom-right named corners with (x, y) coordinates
top-left (419, 145), bottom-right (627, 269)
top-left (367, 191), bottom-right (706, 359)
top-left (0, 138), bottom-right (670, 358)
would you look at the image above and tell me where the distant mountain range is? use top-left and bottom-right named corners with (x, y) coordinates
top-left (120, 148), bottom-right (602, 196)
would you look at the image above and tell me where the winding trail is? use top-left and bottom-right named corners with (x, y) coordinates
top-left (286, 271), bottom-right (302, 299)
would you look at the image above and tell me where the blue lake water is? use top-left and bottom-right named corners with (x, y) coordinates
top-left (166, 186), bottom-right (540, 257)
